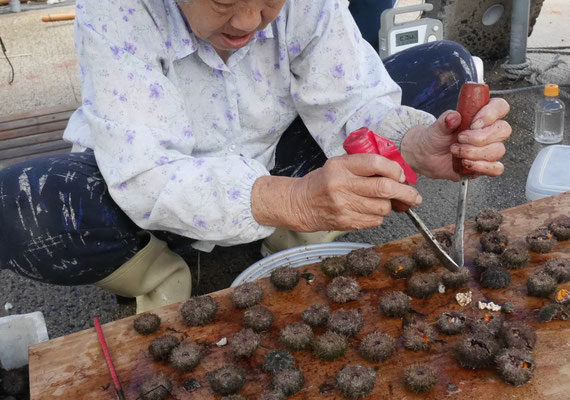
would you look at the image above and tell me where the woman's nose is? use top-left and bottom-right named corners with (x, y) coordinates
top-left (230, 4), bottom-right (262, 33)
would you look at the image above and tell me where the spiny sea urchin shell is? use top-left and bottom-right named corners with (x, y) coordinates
top-left (280, 322), bottom-right (313, 351)
top-left (412, 243), bottom-right (439, 270)
top-left (180, 295), bottom-right (218, 326)
top-left (474, 252), bottom-right (501, 272)
top-left (346, 247), bottom-right (381, 276)
top-left (495, 348), bottom-right (536, 386)
top-left (321, 255), bottom-right (348, 278)
top-left (301, 304), bottom-right (330, 328)
top-left (501, 246), bottom-right (530, 269)
top-left (207, 365), bottom-right (246, 396)
top-left (359, 331), bottom-right (395, 363)
top-left (148, 335), bottom-right (180, 361)
top-left (243, 305), bottom-right (274, 332)
top-left (263, 350), bottom-right (296, 374)
top-left (527, 270), bottom-right (558, 297)
top-left (140, 374), bottom-right (172, 400)
top-left (526, 227), bottom-right (557, 253)
top-left (441, 268), bottom-right (470, 289)
top-left (500, 322), bottom-right (537, 351)
top-left (270, 266), bottom-right (300, 290)
top-left (258, 391), bottom-right (286, 400)
top-left (436, 311), bottom-right (467, 335)
top-left (544, 258), bottom-right (570, 283)
top-left (384, 255), bottom-right (416, 279)
top-left (407, 272), bottom-right (440, 299)
top-left (379, 291), bottom-right (410, 317)
top-left (480, 267), bottom-right (511, 289)
top-left (470, 312), bottom-right (504, 337)
top-left (169, 342), bottom-right (203, 372)
top-left (328, 309), bottom-right (364, 337)
top-left (537, 303), bottom-right (570, 322)
top-left (312, 331), bottom-right (348, 361)
top-left (230, 328), bottom-right (260, 358)
top-left (480, 231), bottom-right (509, 254)
top-left (336, 364), bottom-right (377, 399)
top-left (326, 276), bottom-right (361, 303)
top-left (549, 215), bottom-right (570, 241)
top-left (232, 282), bottom-right (263, 309)
top-left (474, 209), bottom-right (503, 232)
top-left (401, 321), bottom-right (436, 351)
top-left (272, 368), bottom-right (304, 396)
top-left (454, 333), bottom-right (500, 369)
top-left (133, 313), bottom-right (161, 335)
top-left (403, 363), bottom-right (437, 393)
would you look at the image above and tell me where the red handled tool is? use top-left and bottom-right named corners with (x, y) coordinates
top-left (449, 83), bottom-right (491, 268)
top-left (343, 127), bottom-right (461, 272)
top-left (94, 317), bottom-right (126, 400)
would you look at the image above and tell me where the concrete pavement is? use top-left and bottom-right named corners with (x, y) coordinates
top-left (0, 0), bottom-right (569, 340)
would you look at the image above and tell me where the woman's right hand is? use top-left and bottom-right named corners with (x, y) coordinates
top-left (252, 153), bottom-right (423, 232)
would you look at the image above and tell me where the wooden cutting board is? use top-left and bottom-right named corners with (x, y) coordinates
top-left (29, 192), bottom-right (570, 400)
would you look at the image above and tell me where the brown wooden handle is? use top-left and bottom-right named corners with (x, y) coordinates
top-left (41, 13), bottom-right (76, 22)
top-left (452, 83), bottom-right (490, 175)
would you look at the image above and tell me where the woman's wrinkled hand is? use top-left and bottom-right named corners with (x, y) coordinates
top-left (401, 97), bottom-right (512, 181)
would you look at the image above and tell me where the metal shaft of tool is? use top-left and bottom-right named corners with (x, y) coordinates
top-left (404, 208), bottom-right (460, 272)
top-left (450, 178), bottom-right (469, 268)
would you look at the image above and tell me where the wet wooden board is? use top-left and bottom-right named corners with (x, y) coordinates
top-left (29, 192), bottom-right (570, 400)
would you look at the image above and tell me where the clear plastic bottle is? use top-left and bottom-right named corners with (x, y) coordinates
top-left (534, 84), bottom-right (565, 144)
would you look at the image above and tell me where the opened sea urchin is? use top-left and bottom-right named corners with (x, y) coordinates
top-left (230, 328), bottom-right (260, 358)
top-left (549, 215), bottom-right (570, 241)
top-left (475, 209), bottom-right (503, 232)
top-left (243, 305), bottom-right (274, 332)
top-left (232, 282), bottom-right (263, 309)
top-left (379, 291), bottom-right (410, 317)
top-left (270, 266), bottom-right (299, 290)
top-left (272, 368), bottom-right (304, 396)
top-left (495, 348), bottom-right (536, 386)
top-left (336, 364), bottom-right (377, 399)
top-left (301, 304), bottom-right (330, 327)
top-left (326, 276), bottom-right (360, 303)
top-left (538, 303), bottom-right (570, 322)
top-left (500, 322), bottom-right (537, 351)
top-left (544, 258), bottom-right (570, 283)
top-left (280, 322), bottom-right (313, 351)
top-left (480, 231), bottom-right (508, 254)
top-left (328, 309), bottom-right (364, 337)
top-left (149, 335), bottom-right (180, 361)
top-left (384, 255), bottom-right (416, 279)
top-left (402, 321), bottom-right (436, 351)
top-left (321, 255), bottom-right (347, 277)
top-left (169, 342), bottom-right (203, 372)
top-left (403, 364), bottom-right (437, 393)
top-left (454, 333), bottom-right (500, 369)
top-left (470, 312), bottom-right (504, 336)
top-left (407, 272), bottom-right (440, 299)
top-left (526, 227), bottom-right (557, 253)
top-left (207, 365), bottom-right (246, 396)
top-left (312, 331), bottom-right (348, 361)
top-left (359, 331), bottom-right (395, 363)
top-left (436, 311), bottom-right (467, 335)
top-left (180, 295), bottom-right (218, 326)
top-left (140, 374), bottom-right (172, 400)
top-left (346, 247), bottom-right (381, 276)
top-left (133, 313), bottom-right (161, 335)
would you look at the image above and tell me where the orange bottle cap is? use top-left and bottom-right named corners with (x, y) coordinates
top-left (544, 84), bottom-right (559, 97)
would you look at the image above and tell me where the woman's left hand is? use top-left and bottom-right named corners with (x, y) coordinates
top-left (400, 97), bottom-right (512, 181)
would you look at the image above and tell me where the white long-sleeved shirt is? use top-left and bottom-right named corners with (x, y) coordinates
top-left (64, 0), bottom-right (435, 251)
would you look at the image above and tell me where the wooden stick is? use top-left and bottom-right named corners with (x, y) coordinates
top-left (41, 13), bottom-right (76, 23)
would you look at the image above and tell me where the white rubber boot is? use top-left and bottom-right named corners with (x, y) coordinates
top-left (260, 229), bottom-right (347, 257)
top-left (94, 232), bottom-right (191, 314)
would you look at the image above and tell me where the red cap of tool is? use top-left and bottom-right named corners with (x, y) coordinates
top-left (343, 127), bottom-right (418, 185)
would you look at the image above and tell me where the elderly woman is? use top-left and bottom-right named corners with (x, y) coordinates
top-left (0, 0), bottom-right (510, 313)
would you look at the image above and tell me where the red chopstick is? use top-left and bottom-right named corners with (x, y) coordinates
top-left (94, 317), bottom-right (126, 400)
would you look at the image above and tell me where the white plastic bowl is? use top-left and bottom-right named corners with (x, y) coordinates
top-left (231, 242), bottom-right (372, 287)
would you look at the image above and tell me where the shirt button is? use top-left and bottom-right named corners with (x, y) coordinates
top-left (229, 144), bottom-right (236, 152)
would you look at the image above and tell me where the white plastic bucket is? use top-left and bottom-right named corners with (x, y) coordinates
top-left (0, 312), bottom-right (49, 369)
top-left (231, 242), bottom-right (372, 287)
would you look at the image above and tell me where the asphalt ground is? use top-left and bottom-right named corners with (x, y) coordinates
top-left (0, 0), bottom-right (569, 340)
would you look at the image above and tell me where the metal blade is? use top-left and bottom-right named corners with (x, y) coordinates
top-left (404, 208), bottom-right (461, 272)
top-left (450, 179), bottom-right (469, 268)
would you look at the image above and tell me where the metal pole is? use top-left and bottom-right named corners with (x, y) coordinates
top-left (509, 0), bottom-right (531, 64)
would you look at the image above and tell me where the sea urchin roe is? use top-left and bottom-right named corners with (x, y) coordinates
top-left (555, 288), bottom-right (570, 304)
